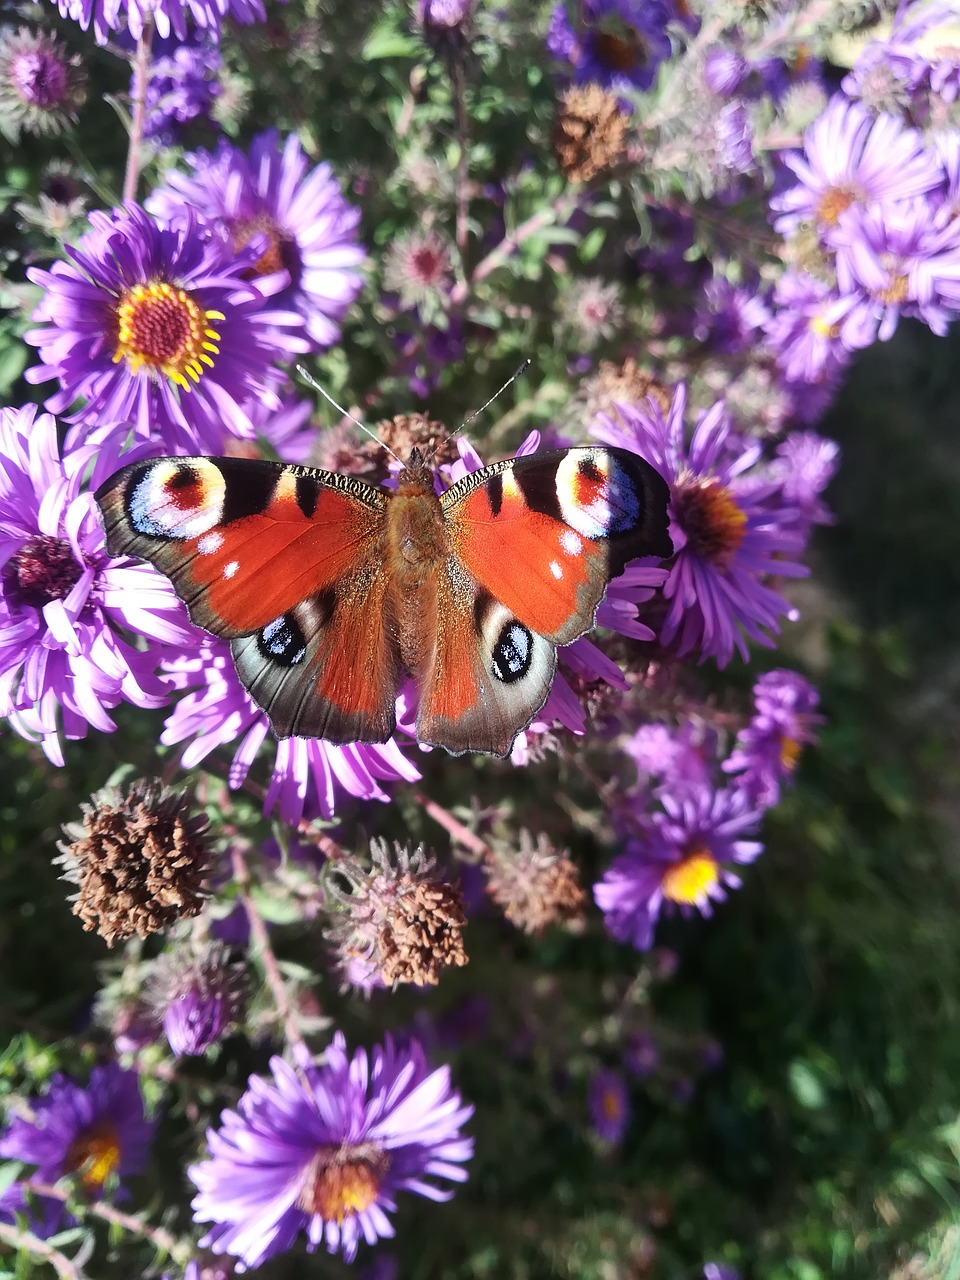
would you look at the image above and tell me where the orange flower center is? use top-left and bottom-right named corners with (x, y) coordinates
top-left (232, 213), bottom-right (289, 278)
top-left (602, 1086), bottom-right (624, 1120)
top-left (673, 476), bottom-right (747, 569)
top-left (114, 280), bottom-right (223, 391)
top-left (66, 1122), bottom-right (120, 1193)
top-left (661, 847), bottom-right (719, 906)
top-left (297, 1146), bottom-right (388, 1224)
top-left (780, 735), bottom-right (801, 770)
top-left (878, 273), bottom-right (909, 305)
top-left (815, 186), bottom-right (857, 228)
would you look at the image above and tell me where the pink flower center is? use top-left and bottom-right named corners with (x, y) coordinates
top-left (6, 534), bottom-right (83, 609)
top-left (13, 50), bottom-right (67, 107)
top-left (672, 477), bottom-right (747, 569)
top-left (297, 1144), bottom-right (388, 1223)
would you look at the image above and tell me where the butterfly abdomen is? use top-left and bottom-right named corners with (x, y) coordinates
top-left (384, 477), bottom-right (450, 676)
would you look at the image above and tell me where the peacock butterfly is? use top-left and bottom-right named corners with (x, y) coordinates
top-left (95, 443), bottom-right (672, 756)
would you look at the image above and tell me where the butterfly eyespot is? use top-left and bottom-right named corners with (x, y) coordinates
top-left (258, 613), bottom-right (307, 667)
top-left (555, 450), bottom-right (641, 540)
top-left (491, 620), bottom-right (533, 684)
top-left (126, 459), bottom-right (226, 540)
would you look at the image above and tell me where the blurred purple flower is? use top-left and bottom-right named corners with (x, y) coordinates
top-left (624, 722), bottom-right (714, 795)
top-left (141, 37), bottom-right (221, 145)
top-left (0, 1063), bottom-right (153, 1197)
top-left (49, 0), bottom-right (276, 47)
top-left (0, 406), bottom-right (195, 765)
top-left (832, 198), bottom-right (960, 344)
top-left (624, 1031), bottom-right (660, 1078)
top-left (547, 0), bottom-right (671, 100)
top-left (148, 131), bottom-right (364, 350)
top-left (160, 636), bottom-right (420, 827)
top-left (594, 785), bottom-right (763, 950)
top-left (763, 271), bottom-right (851, 386)
top-left (693, 277), bottom-right (769, 355)
top-left (724, 668), bottom-right (822, 807)
top-left (703, 45), bottom-right (748, 97)
top-left (25, 202), bottom-right (306, 454)
top-left (768, 430), bottom-right (839, 529)
top-left (588, 1068), bottom-right (630, 1144)
top-left (190, 1033), bottom-right (473, 1267)
top-left (150, 942), bottom-right (248, 1058)
top-left (593, 386), bottom-right (806, 666)
top-left (704, 1265), bottom-right (741, 1280)
top-left (771, 97), bottom-right (943, 243)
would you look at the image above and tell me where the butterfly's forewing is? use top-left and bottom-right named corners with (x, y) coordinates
top-left (440, 447), bottom-right (672, 645)
top-left (416, 446), bottom-right (673, 756)
top-left (95, 456), bottom-right (404, 742)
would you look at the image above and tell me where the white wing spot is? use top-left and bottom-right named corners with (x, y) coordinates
top-left (223, 560), bottom-right (239, 579)
top-left (561, 530), bottom-right (583, 555)
top-left (550, 560), bottom-right (563, 579)
top-left (197, 532), bottom-right (224, 555)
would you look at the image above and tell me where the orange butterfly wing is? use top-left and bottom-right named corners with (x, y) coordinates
top-left (96, 456), bottom-right (402, 742)
top-left (415, 447), bottom-right (672, 755)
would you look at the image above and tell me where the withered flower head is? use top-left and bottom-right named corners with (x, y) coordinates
top-left (584, 358), bottom-right (673, 422)
top-left (554, 83), bottom-right (629, 184)
top-left (326, 839), bottom-right (467, 988)
top-left (375, 412), bottom-right (460, 466)
top-left (57, 779), bottom-right (213, 947)
top-left (484, 829), bottom-right (586, 935)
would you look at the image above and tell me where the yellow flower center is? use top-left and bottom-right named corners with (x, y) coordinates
top-left (113, 280), bottom-right (223, 391)
top-left (780, 735), bottom-right (801, 770)
top-left (232, 213), bottom-right (289, 278)
top-left (297, 1146), bottom-right (387, 1224)
top-left (808, 313), bottom-right (839, 339)
top-left (815, 186), bottom-right (857, 228)
top-left (878, 273), bottom-right (909, 305)
top-left (673, 476), bottom-right (748, 569)
top-left (661, 847), bottom-right (719, 906)
top-left (66, 1122), bottom-right (120, 1193)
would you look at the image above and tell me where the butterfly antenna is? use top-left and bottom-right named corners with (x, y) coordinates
top-left (430, 358), bottom-right (532, 462)
top-left (295, 364), bottom-right (404, 467)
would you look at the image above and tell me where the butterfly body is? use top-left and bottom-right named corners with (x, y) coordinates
top-left (96, 443), bottom-right (672, 756)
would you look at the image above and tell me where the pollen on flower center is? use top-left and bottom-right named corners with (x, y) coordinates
top-left (66, 1122), bottom-right (120, 1192)
top-left (672, 477), bottom-right (748, 568)
top-left (878, 273), bottom-right (909, 305)
top-left (298, 1146), bottom-right (388, 1223)
top-left (113, 280), bottom-right (224, 391)
top-left (232, 213), bottom-right (290, 278)
top-left (6, 534), bottom-right (83, 608)
top-left (661, 848), bottom-right (719, 905)
top-left (815, 185), bottom-right (858, 227)
top-left (808, 313), bottom-right (840, 339)
top-left (780, 735), bottom-right (801, 770)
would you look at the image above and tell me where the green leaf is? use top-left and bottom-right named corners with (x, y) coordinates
top-left (362, 22), bottom-right (419, 61)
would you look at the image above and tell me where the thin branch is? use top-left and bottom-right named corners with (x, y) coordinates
top-left (413, 789), bottom-right (491, 859)
top-left (230, 844), bottom-right (310, 1054)
top-left (0, 1220), bottom-right (84, 1279)
top-left (27, 1181), bottom-right (189, 1264)
top-left (122, 23), bottom-right (153, 203)
top-left (450, 54), bottom-right (470, 270)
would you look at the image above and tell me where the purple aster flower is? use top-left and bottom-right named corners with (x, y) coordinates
top-left (160, 636), bottom-right (421, 827)
top-left (149, 942), bottom-right (248, 1058)
top-left (417, 0), bottom-right (471, 30)
top-left (141, 36), bottom-right (221, 145)
top-left (763, 271), bottom-right (851, 386)
top-left (190, 1032), bottom-right (473, 1267)
top-left (0, 26), bottom-right (85, 143)
top-left (624, 721), bottom-right (715, 795)
top-left (832, 198), bottom-right (960, 344)
top-left (704, 1265), bottom-right (741, 1280)
top-left (50, 0), bottom-right (276, 47)
top-left (692, 277), bottom-right (769, 355)
top-left (624, 1030), bottom-right (660, 1078)
top-left (147, 131), bottom-right (364, 350)
top-left (723, 668), bottom-right (822, 807)
top-left (547, 0), bottom-right (671, 100)
top-left (25, 202), bottom-right (306, 455)
top-left (703, 45), bottom-right (749, 97)
top-left (771, 97), bottom-right (944, 244)
top-left (592, 386), bottom-right (807, 666)
top-left (0, 405), bottom-right (195, 765)
top-left (594, 785), bottom-right (763, 950)
top-left (0, 1063), bottom-right (154, 1198)
top-left (716, 101), bottom-right (755, 177)
top-left (768, 430), bottom-right (839, 529)
top-left (238, 393), bottom-right (317, 462)
top-left (588, 1068), bottom-right (630, 1144)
